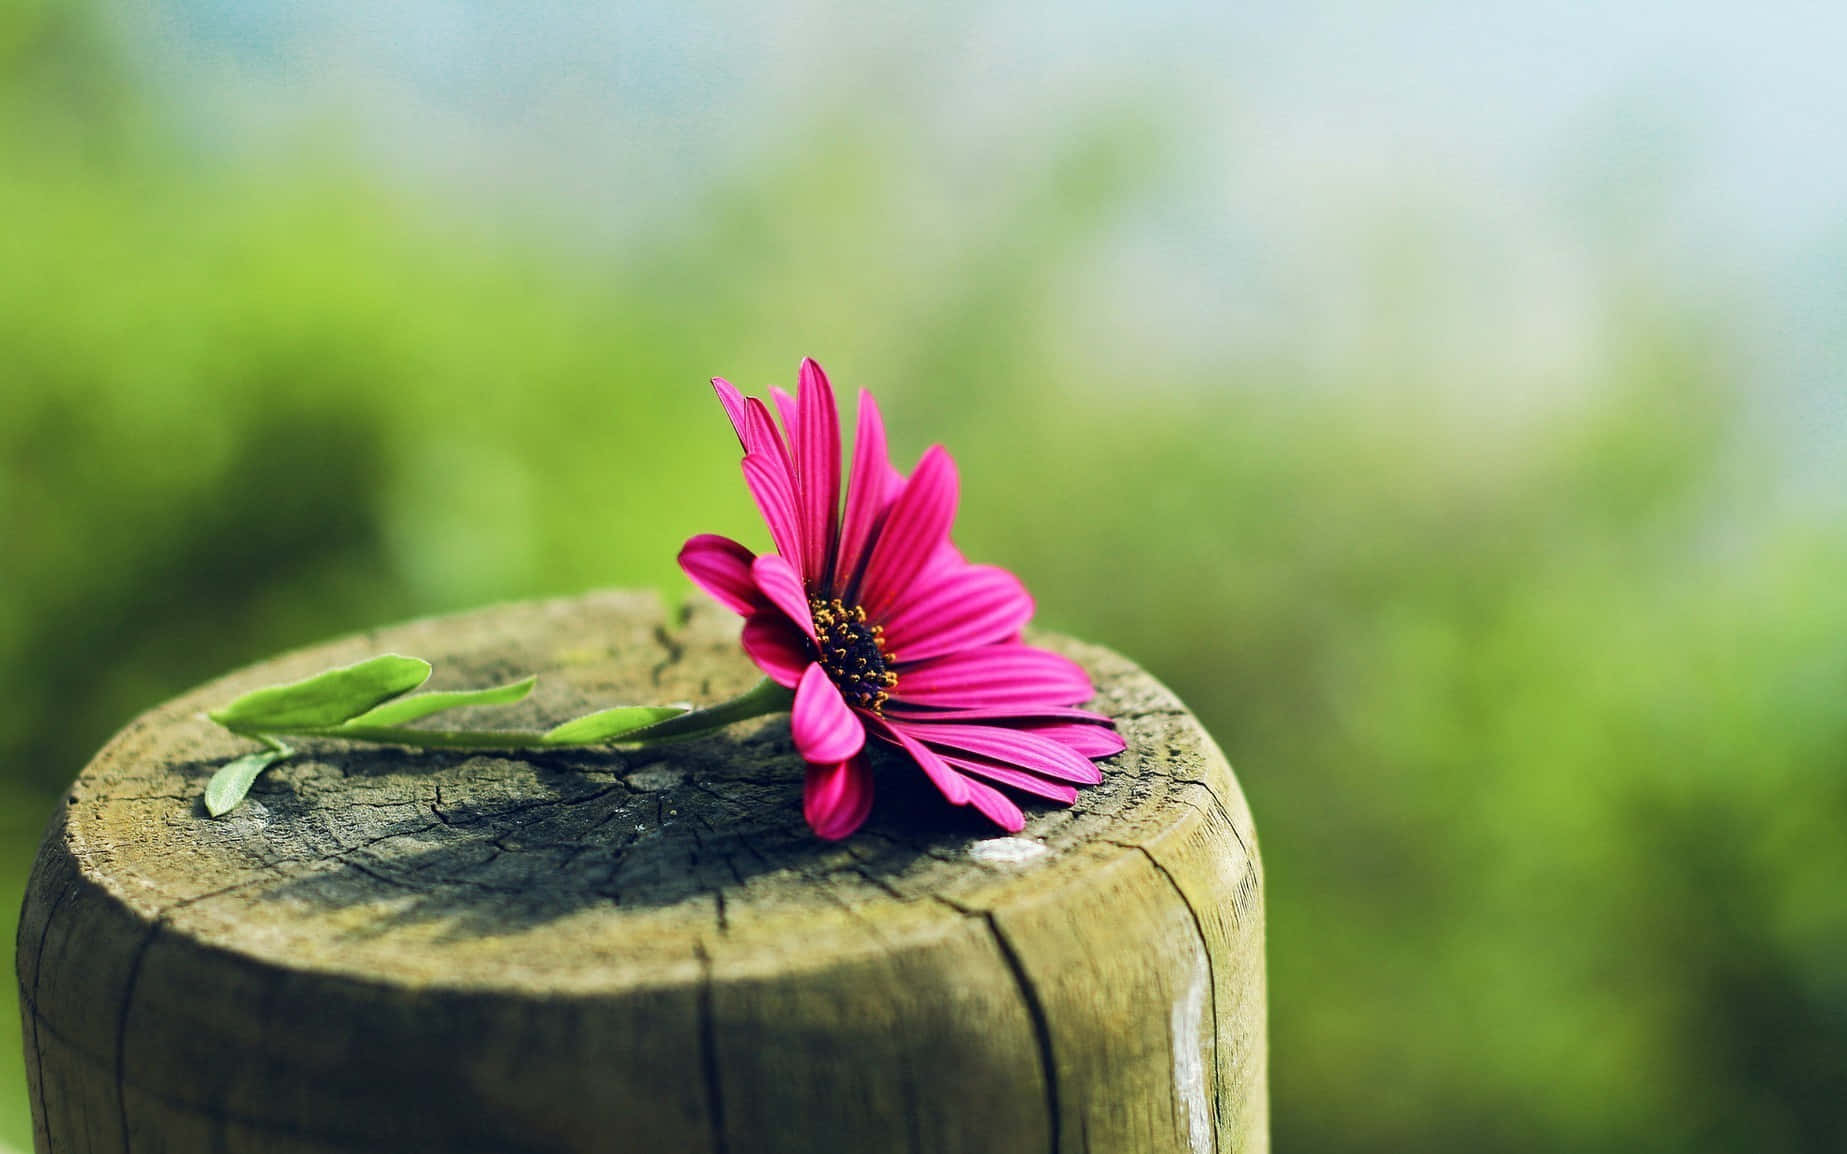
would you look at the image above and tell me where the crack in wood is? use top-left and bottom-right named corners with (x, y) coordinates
top-left (899, 1054), bottom-right (926, 1154)
top-left (651, 623), bottom-right (688, 687)
top-left (980, 911), bottom-right (1063, 1154)
top-left (114, 922), bottom-right (159, 1153)
top-left (693, 941), bottom-right (732, 1154)
top-left (29, 878), bottom-right (77, 1154)
top-left (1123, 842), bottom-right (1223, 1154)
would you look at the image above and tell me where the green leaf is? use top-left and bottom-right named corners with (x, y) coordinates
top-left (341, 675), bottom-right (538, 728)
top-left (204, 740), bottom-right (294, 817)
top-left (207, 655), bottom-right (431, 732)
top-left (541, 705), bottom-right (689, 746)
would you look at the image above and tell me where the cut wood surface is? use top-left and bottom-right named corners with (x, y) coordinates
top-left (17, 592), bottom-right (1266, 1153)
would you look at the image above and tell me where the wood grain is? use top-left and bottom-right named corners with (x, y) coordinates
top-left (16, 592), bottom-right (1266, 1153)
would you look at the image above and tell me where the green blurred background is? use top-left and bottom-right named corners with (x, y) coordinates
top-left (4, 2), bottom-right (1844, 1150)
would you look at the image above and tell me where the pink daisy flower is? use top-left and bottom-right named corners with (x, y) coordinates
top-left (678, 358), bottom-right (1124, 840)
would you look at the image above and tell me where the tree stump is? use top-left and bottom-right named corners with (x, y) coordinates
top-left (17, 592), bottom-right (1266, 1153)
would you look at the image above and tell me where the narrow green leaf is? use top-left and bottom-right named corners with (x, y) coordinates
top-left (542, 705), bottom-right (689, 746)
top-left (207, 655), bottom-right (432, 731)
top-left (204, 741), bottom-right (293, 817)
top-left (341, 675), bottom-right (538, 729)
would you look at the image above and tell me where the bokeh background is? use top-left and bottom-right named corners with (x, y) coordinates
top-left (4, 2), bottom-right (1845, 1150)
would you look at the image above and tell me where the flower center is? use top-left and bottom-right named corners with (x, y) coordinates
top-left (809, 597), bottom-right (898, 713)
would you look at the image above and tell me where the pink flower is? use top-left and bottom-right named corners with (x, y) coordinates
top-left (679, 358), bottom-right (1124, 840)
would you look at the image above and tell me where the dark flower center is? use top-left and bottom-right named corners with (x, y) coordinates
top-left (810, 597), bottom-right (898, 713)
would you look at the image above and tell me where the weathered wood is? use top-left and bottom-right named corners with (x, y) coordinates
top-left (17, 592), bottom-right (1266, 1153)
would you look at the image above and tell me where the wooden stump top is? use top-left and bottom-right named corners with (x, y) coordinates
top-left (20, 591), bottom-right (1266, 1153)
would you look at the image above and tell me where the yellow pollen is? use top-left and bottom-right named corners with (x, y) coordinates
top-left (808, 597), bottom-right (898, 713)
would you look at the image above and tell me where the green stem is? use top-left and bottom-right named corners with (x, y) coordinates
top-left (218, 678), bottom-right (794, 751)
top-left (287, 726), bottom-right (552, 749)
top-left (619, 676), bottom-right (796, 744)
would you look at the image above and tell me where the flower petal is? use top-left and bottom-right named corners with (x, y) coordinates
top-left (741, 452), bottom-right (806, 575)
top-left (865, 715), bottom-right (971, 806)
top-left (855, 445), bottom-right (959, 618)
top-left (916, 540), bottom-right (967, 586)
top-left (889, 644), bottom-right (1094, 709)
top-left (931, 749), bottom-right (1079, 804)
top-left (884, 704), bottom-right (1116, 725)
top-left (880, 564), bottom-right (1035, 662)
top-left (770, 385), bottom-right (801, 455)
top-left (805, 755), bottom-right (875, 841)
top-left (677, 534), bottom-right (766, 616)
top-left (795, 357), bottom-right (842, 588)
top-left (711, 378), bottom-right (751, 448)
top-left (751, 553), bottom-right (816, 640)
top-left (1023, 720), bottom-right (1126, 759)
top-left (742, 614), bottom-right (811, 687)
top-left (896, 721), bottom-right (1103, 785)
top-left (837, 389), bottom-right (902, 590)
top-left (961, 777), bottom-right (1025, 833)
top-left (793, 664), bottom-right (867, 764)
top-left (743, 396), bottom-right (797, 480)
